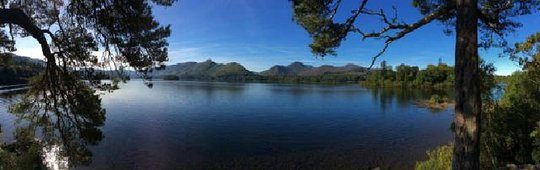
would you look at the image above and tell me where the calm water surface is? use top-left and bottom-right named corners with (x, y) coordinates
top-left (1, 81), bottom-right (453, 169)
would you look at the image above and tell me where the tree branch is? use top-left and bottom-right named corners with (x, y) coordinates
top-left (344, 0), bottom-right (369, 31)
top-left (477, 10), bottom-right (503, 36)
top-left (357, 4), bottom-right (453, 69)
top-left (328, 0), bottom-right (343, 19)
top-left (0, 8), bottom-right (56, 65)
top-left (368, 42), bottom-right (390, 69)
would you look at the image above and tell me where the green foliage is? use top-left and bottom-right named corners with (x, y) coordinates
top-left (362, 62), bottom-right (453, 88)
top-left (1, 73), bottom-right (107, 168)
top-left (479, 38), bottom-right (540, 167)
top-left (362, 60), bottom-right (497, 91)
top-left (291, 0), bottom-right (348, 56)
top-left (494, 75), bottom-right (511, 84)
top-left (480, 61), bottom-right (497, 100)
top-left (415, 144), bottom-right (453, 170)
top-left (481, 69), bottom-right (540, 166)
top-left (428, 94), bottom-right (448, 104)
top-left (396, 64), bottom-right (420, 82)
top-left (0, 128), bottom-right (45, 170)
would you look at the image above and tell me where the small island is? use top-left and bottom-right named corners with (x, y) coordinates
top-left (415, 94), bottom-right (454, 111)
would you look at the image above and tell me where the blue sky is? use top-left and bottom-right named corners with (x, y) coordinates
top-left (14, 0), bottom-right (540, 75)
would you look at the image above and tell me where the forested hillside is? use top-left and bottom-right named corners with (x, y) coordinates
top-left (0, 53), bottom-right (44, 85)
top-left (152, 60), bottom-right (255, 81)
top-left (153, 60), bottom-right (368, 83)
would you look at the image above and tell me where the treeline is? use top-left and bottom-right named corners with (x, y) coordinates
top-left (362, 61), bottom-right (453, 88)
top-left (161, 61), bottom-right (504, 87)
top-left (0, 53), bottom-right (44, 85)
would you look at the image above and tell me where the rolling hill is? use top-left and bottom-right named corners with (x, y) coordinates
top-left (260, 62), bottom-right (367, 76)
top-left (152, 60), bottom-right (255, 80)
top-left (152, 60), bottom-right (368, 83)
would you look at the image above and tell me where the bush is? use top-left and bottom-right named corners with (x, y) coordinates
top-left (415, 144), bottom-right (453, 170)
top-left (428, 94), bottom-right (448, 104)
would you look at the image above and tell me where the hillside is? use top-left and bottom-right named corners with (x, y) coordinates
top-left (153, 60), bottom-right (255, 80)
top-left (260, 62), bottom-right (367, 76)
top-left (152, 60), bottom-right (368, 83)
top-left (0, 53), bottom-right (45, 85)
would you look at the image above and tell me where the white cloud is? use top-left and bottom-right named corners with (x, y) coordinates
top-left (13, 47), bottom-right (45, 60)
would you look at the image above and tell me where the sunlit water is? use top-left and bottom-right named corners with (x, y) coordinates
top-left (1, 80), bottom-right (454, 169)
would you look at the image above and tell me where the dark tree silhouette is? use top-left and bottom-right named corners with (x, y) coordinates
top-left (291, 0), bottom-right (539, 169)
top-left (0, 0), bottom-right (176, 168)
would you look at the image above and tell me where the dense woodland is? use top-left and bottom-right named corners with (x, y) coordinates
top-left (362, 61), bottom-right (454, 88)
top-left (362, 60), bottom-right (509, 89)
top-left (0, 53), bottom-right (43, 85)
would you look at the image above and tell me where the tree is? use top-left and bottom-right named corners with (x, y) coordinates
top-left (0, 0), bottom-right (176, 168)
top-left (476, 32), bottom-right (540, 168)
top-left (291, 0), bottom-right (539, 169)
top-left (396, 64), bottom-right (419, 83)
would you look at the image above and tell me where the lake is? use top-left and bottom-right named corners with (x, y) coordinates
top-left (0, 80), bottom-right (454, 169)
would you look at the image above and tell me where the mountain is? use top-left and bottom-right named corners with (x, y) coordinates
top-left (260, 62), bottom-right (366, 76)
top-left (150, 60), bottom-right (367, 83)
top-left (153, 60), bottom-right (254, 80)
top-left (10, 55), bottom-right (45, 65)
top-left (260, 62), bottom-right (312, 76)
top-left (3, 55), bottom-right (367, 84)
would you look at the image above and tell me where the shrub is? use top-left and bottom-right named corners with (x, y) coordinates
top-left (415, 144), bottom-right (453, 170)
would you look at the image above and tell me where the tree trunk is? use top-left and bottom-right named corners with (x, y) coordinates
top-left (452, 0), bottom-right (481, 169)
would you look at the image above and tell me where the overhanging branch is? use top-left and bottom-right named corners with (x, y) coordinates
top-left (356, 3), bottom-right (453, 69)
top-left (477, 10), bottom-right (503, 36)
top-left (0, 8), bottom-right (56, 65)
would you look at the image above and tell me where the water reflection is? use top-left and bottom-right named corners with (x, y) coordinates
top-left (367, 86), bottom-right (454, 112)
top-left (89, 81), bottom-right (453, 169)
top-left (1, 74), bottom-right (106, 169)
top-left (1, 80), bottom-right (454, 169)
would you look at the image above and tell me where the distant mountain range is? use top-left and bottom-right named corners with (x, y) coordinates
top-left (8, 55), bottom-right (45, 65)
top-left (153, 60), bottom-right (367, 77)
top-left (0, 54), bottom-right (368, 84)
top-left (260, 61), bottom-right (367, 76)
top-left (151, 60), bottom-right (368, 83)
top-left (152, 60), bottom-right (254, 80)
